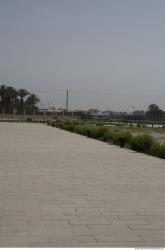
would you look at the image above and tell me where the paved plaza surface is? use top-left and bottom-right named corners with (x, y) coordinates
top-left (0, 122), bottom-right (165, 247)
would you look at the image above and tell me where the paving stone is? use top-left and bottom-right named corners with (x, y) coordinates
top-left (28, 242), bottom-right (78, 247)
top-left (78, 241), bottom-right (165, 247)
top-left (0, 220), bottom-right (28, 226)
top-left (73, 235), bottom-right (96, 242)
top-left (128, 224), bottom-right (158, 230)
top-left (67, 214), bottom-right (110, 225)
top-left (95, 233), bottom-right (142, 242)
top-left (0, 242), bottom-right (28, 247)
top-left (0, 230), bottom-right (29, 237)
top-left (2, 215), bottom-right (27, 221)
top-left (88, 224), bottom-right (133, 235)
top-left (0, 225), bottom-right (31, 231)
top-left (69, 224), bottom-right (90, 235)
top-left (0, 236), bottom-right (28, 244)
top-left (27, 236), bottom-right (49, 244)
top-left (139, 232), bottom-right (165, 241)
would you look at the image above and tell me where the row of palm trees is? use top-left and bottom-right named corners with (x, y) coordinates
top-left (0, 85), bottom-right (40, 115)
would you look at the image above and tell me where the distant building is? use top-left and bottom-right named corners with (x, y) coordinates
top-left (87, 110), bottom-right (111, 120)
top-left (38, 108), bottom-right (64, 116)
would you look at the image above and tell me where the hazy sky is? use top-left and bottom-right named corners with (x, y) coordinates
top-left (0, 0), bottom-right (165, 111)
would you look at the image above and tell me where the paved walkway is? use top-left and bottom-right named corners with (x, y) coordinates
top-left (0, 122), bottom-right (165, 247)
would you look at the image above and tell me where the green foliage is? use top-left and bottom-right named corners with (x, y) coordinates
top-left (85, 126), bottom-right (104, 139)
top-left (112, 131), bottom-right (132, 146)
top-left (0, 84), bottom-right (40, 115)
top-left (64, 123), bottom-right (75, 132)
top-left (146, 104), bottom-right (165, 118)
top-left (150, 142), bottom-right (165, 159)
top-left (130, 134), bottom-right (153, 154)
top-left (96, 127), bottom-right (108, 138)
top-left (73, 124), bottom-right (89, 136)
top-left (26, 117), bottom-right (32, 122)
top-left (25, 94), bottom-right (40, 114)
top-left (101, 130), bottom-right (114, 142)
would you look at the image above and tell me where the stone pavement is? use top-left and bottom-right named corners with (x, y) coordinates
top-left (0, 122), bottom-right (165, 247)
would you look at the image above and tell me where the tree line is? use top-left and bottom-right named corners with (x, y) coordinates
top-left (115, 104), bottom-right (165, 119)
top-left (133, 104), bottom-right (165, 119)
top-left (81, 104), bottom-right (165, 121)
top-left (115, 104), bottom-right (165, 120)
top-left (0, 84), bottom-right (40, 115)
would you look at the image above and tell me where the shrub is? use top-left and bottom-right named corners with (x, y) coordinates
top-left (26, 117), bottom-right (32, 122)
top-left (47, 121), bottom-right (51, 126)
top-left (112, 131), bottom-right (132, 147)
top-left (130, 134), bottom-right (153, 154)
top-left (63, 123), bottom-right (74, 132)
top-left (150, 142), bottom-right (165, 159)
top-left (62, 123), bottom-right (71, 131)
top-left (87, 126), bottom-right (104, 139)
top-left (121, 131), bottom-right (132, 145)
top-left (159, 144), bottom-right (165, 159)
top-left (87, 127), bottom-right (99, 139)
top-left (111, 132), bottom-right (121, 145)
top-left (102, 130), bottom-right (114, 142)
top-left (51, 122), bottom-right (55, 127)
top-left (73, 124), bottom-right (86, 135)
top-left (96, 127), bottom-right (108, 139)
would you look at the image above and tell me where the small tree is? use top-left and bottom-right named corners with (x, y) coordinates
top-left (25, 94), bottom-right (40, 114)
top-left (146, 104), bottom-right (164, 119)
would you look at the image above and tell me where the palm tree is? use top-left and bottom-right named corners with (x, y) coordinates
top-left (26, 94), bottom-right (40, 114)
top-left (6, 86), bottom-right (18, 114)
top-left (0, 85), bottom-right (40, 115)
top-left (17, 89), bottom-right (29, 114)
top-left (0, 84), bottom-right (7, 113)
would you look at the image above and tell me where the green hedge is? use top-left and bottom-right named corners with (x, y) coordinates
top-left (48, 121), bottom-right (165, 160)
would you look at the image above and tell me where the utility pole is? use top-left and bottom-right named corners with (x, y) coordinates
top-left (66, 90), bottom-right (69, 112)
